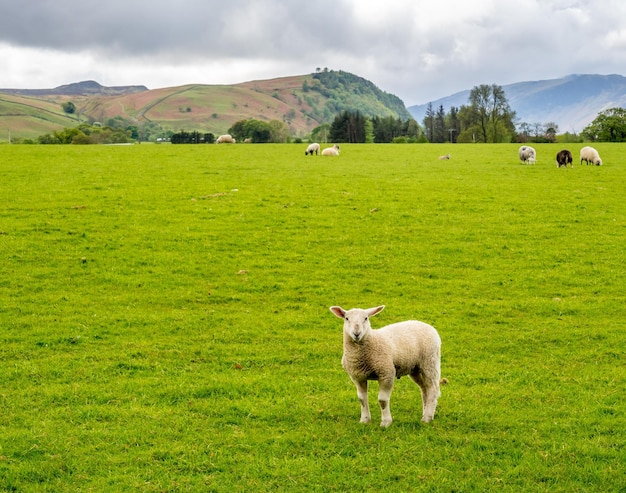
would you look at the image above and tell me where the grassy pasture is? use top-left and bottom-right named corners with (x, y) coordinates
top-left (0, 143), bottom-right (624, 492)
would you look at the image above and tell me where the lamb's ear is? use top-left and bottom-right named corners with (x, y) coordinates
top-left (366, 305), bottom-right (385, 317)
top-left (329, 306), bottom-right (346, 319)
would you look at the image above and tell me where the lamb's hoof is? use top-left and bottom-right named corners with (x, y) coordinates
top-left (380, 419), bottom-right (392, 428)
top-left (421, 416), bottom-right (433, 423)
top-left (360, 417), bottom-right (371, 424)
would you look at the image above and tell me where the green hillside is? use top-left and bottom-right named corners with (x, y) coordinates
top-left (0, 94), bottom-right (81, 141)
top-left (0, 71), bottom-right (413, 142)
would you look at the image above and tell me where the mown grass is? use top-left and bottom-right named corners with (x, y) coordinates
top-left (0, 143), bottom-right (624, 492)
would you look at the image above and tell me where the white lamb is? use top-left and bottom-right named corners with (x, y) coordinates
top-left (580, 146), bottom-right (602, 166)
top-left (329, 305), bottom-right (441, 428)
top-left (216, 134), bottom-right (236, 144)
top-left (519, 145), bottom-right (536, 164)
top-left (305, 143), bottom-right (320, 156)
top-left (321, 144), bottom-right (340, 156)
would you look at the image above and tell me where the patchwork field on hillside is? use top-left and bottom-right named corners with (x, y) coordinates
top-left (1, 143), bottom-right (624, 492)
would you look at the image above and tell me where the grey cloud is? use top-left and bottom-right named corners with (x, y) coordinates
top-left (1, 0), bottom-right (626, 104)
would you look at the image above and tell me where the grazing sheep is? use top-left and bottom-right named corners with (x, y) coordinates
top-left (216, 134), bottom-right (236, 144)
top-left (438, 153), bottom-right (451, 160)
top-left (556, 149), bottom-right (573, 168)
top-left (519, 145), bottom-right (536, 164)
top-left (580, 146), bottom-right (602, 166)
top-left (329, 305), bottom-right (441, 428)
top-left (305, 143), bottom-right (320, 156)
top-left (321, 144), bottom-right (340, 156)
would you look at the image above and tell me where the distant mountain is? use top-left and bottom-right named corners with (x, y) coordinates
top-left (408, 74), bottom-right (626, 133)
top-left (0, 71), bottom-right (411, 142)
top-left (1, 80), bottom-right (148, 97)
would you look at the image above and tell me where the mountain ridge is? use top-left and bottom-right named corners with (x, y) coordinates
top-left (1, 80), bottom-right (149, 97)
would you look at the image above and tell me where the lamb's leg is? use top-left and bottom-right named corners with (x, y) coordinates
top-left (420, 379), bottom-right (440, 422)
top-left (378, 378), bottom-right (394, 428)
top-left (353, 379), bottom-right (371, 424)
top-left (411, 372), bottom-right (440, 423)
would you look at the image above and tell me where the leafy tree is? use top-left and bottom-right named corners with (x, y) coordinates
top-left (372, 116), bottom-right (403, 143)
top-left (364, 119), bottom-right (374, 143)
top-left (228, 119), bottom-right (274, 142)
top-left (582, 108), bottom-right (626, 142)
top-left (61, 101), bottom-right (76, 115)
top-left (37, 123), bottom-right (133, 144)
top-left (268, 120), bottom-right (291, 143)
top-left (456, 105), bottom-right (479, 142)
top-left (423, 103), bottom-right (435, 142)
top-left (311, 124), bottom-right (331, 143)
top-left (466, 84), bottom-right (516, 143)
top-left (228, 120), bottom-right (247, 141)
top-left (446, 107), bottom-right (460, 143)
top-left (244, 120), bottom-right (271, 143)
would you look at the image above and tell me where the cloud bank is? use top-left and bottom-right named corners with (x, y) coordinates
top-left (1, 0), bottom-right (626, 105)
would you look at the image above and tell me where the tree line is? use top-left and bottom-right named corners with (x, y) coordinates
top-left (422, 84), bottom-right (626, 144)
top-left (322, 111), bottom-right (423, 143)
top-left (422, 84), bottom-right (519, 143)
top-left (170, 131), bottom-right (215, 144)
top-left (327, 83), bottom-right (626, 144)
top-left (324, 84), bottom-right (520, 144)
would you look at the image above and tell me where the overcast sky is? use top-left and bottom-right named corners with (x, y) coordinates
top-left (1, 0), bottom-right (625, 106)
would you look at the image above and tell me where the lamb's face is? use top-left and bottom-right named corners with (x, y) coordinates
top-left (330, 305), bottom-right (384, 343)
top-left (343, 309), bottom-right (372, 343)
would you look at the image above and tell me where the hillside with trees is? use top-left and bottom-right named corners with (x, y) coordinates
top-left (0, 70), bottom-right (412, 143)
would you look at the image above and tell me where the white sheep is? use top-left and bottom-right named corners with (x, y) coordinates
top-left (329, 305), bottom-right (441, 428)
top-left (321, 144), bottom-right (340, 156)
top-left (519, 145), bottom-right (536, 164)
top-left (580, 146), bottom-right (602, 166)
top-left (305, 143), bottom-right (320, 156)
top-left (216, 134), bottom-right (236, 144)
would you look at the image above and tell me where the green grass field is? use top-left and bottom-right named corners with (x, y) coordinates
top-left (1, 143), bottom-right (624, 492)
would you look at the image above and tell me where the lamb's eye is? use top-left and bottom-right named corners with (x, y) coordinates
top-left (365, 317), bottom-right (368, 321)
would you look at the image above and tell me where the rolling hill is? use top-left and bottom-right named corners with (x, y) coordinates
top-left (3, 73), bottom-right (626, 143)
top-left (0, 72), bottom-right (411, 142)
top-left (408, 74), bottom-right (626, 133)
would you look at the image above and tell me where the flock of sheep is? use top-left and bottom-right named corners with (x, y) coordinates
top-left (221, 136), bottom-right (602, 168)
top-left (212, 135), bottom-right (606, 428)
top-left (323, 147), bottom-right (603, 428)
top-left (519, 145), bottom-right (603, 167)
top-left (305, 142), bottom-right (340, 156)
top-left (216, 136), bottom-right (341, 156)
